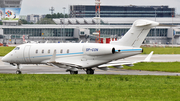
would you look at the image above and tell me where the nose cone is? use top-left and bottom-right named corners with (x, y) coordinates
top-left (2, 55), bottom-right (8, 62)
top-left (2, 56), bottom-right (6, 62)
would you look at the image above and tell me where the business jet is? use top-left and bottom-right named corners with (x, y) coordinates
top-left (22, 35), bottom-right (48, 44)
top-left (2, 19), bottom-right (158, 74)
top-left (22, 35), bottom-right (36, 43)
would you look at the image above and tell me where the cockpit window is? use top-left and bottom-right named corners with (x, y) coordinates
top-left (14, 47), bottom-right (20, 50)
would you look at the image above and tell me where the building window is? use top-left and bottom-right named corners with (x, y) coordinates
top-left (81, 32), bottom-right (84, 35)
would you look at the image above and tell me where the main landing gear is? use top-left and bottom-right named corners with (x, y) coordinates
top-left (86, 68), bottom-right (94, 74)
top-left (68, 68), bottom-right (95, 74)
top-left (16, 64), bottom-right (22, 74)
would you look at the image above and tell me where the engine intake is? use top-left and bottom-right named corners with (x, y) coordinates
top-left (112, 48), bottom-right (115, 54)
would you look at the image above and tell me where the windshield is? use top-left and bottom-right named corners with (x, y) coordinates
top-left (14, 47), bottom-right (20, 50)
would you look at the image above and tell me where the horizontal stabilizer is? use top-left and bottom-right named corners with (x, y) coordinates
top-left (135, 22), bottom-right (151, 27)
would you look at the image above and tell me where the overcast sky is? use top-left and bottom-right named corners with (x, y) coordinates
top-left (20, 0), bottom-right (180, 15)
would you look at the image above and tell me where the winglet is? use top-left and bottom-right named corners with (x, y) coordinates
top-left (49, 50), bottom-right (56, 62)
top-left (79, 40), bottom-right (82, 43)
top-left (45, 40), bottom-right (48, 43)
top-left (144, 51), bottom-right (154, 62)
top-left (132, 51), bottom-right (153, 64)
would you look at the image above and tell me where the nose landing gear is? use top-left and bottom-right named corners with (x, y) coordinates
top-left (16, 70), bottom-right (22, 74)
top-left (16, 64), bottom-right (22, 74)
top-left (70, 71), bottom-right (78, 74)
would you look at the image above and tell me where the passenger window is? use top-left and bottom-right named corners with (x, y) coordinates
top-left (67, 49), bottom-right (69, 53)
top-left (60, 49), bottom-right (63, 53)
top-left (36, 50), bottom-right (38, 54)
top-left (42, 50), bottom-right (44, 54)
top-left (48, 49), bottom-right (50, 54)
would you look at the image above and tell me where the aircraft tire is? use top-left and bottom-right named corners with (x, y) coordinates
top-left (70, 71), bottom-right (78, 74)
top-left (16, 70), bottom-right (22, 74)
top-left (86, 69), bottom-right (94, 74)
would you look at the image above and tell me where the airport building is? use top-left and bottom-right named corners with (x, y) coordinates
top-left (70, 5), bottom-right (175, 18)
top-left (1, 17), bottom-right (180, 44)
top-left (0, 0), bottom-right (22, 8)
top-left (0, 3), bottom-right (180, 45)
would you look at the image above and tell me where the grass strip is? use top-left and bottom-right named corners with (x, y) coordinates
top-left (0, 47), bottom-right (15, 56)
top-left (124, 62), bottom-right (180, 72)
top-left (142, 47), bottom-right (180, 54)
top-left (0, 74), bottom-right (180, 101)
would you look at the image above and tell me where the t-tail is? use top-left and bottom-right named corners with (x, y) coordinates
top-left (111, 20), bottom-right (159, 48)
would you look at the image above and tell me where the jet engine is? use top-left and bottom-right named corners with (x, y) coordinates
top-left (83, 44), bottom-right (116, 56)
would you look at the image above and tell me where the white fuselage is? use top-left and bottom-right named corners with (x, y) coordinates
top-left (2, 43), bottom-right (142, 68)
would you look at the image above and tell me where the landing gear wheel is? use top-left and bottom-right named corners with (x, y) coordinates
top-left (86, 69), bottom-right (94, 74)
top-left (16, 64), bottom-right (21, 74)
top-left (70, 71), bottom-right (78, 74)
top-left (16, 70), bottom-right (22, 74)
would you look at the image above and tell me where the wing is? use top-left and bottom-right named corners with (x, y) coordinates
top-left (97, 61), bottom-right (134, 71)
top-left (47, 62), bottom-right (81, 71)
top-left (46, 50), bottom-right (82, 71)
top-left (98, 51), bottom-right (153, 70)
top-left (98, 61), bottom-right (134, 67)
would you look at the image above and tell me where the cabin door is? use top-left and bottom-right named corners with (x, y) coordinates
top-left (24, 45), bottom-right (31, 63)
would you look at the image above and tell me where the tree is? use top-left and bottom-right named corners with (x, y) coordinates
top-left (45, 13), bottom-right (68, 19)
top-left (18, 19), bottom-right (33, 25)
top-left (65, 14), bottom-right (68, 18)
top-left (37, 18), bottom-right (56, 24)
top-left (52, 13), bottom-right (57, 18)
top-left (45, 14), bottom-right (52, 18)
top-left (57, 13), bottom-right (61, 18)
top-left (0, 21), bottom-right (2, 25)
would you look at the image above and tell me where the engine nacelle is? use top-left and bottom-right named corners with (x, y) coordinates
top-left (83, 44), bottom-right (115, 56)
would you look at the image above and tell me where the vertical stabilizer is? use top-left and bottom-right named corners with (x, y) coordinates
top-left (110, 20), bottom-right (159, 47)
